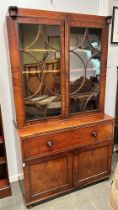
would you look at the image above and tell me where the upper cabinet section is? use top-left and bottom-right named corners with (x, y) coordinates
top-left (7, 7), bottom-right (110, 127)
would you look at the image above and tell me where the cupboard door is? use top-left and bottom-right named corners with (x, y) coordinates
top-left (23, 152), bottom-right (72, 203)
top-left (19, 20), bottom-right (65, 122)
top-left (65, 19), bottom-right (109, 116)
top-left (7, 17), bottom-right (65, 126)
top-left (73, 143), bottom-right (112, 187)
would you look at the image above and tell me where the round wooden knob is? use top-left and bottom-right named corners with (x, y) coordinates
top-left (91, 131), bottom-right (97, 137)
top-left (47, 141), bottom-right (53, 148)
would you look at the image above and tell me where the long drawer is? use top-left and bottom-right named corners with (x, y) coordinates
top-left (22, 122), bottom-right (113, 159)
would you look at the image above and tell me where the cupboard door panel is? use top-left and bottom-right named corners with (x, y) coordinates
top-left (73, 143), bottom-right (112, 187)
top-left (18, 21), bottom-right (65, 122)
top-left (24, 152), bottom-right (72, 203)
top-left (69, 26), bottom-right (102, 114)
top-left (7, 16), bottom-right (65, 127)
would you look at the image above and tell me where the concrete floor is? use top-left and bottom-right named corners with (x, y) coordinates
top-left (0, 152), bottom-right (118, 210)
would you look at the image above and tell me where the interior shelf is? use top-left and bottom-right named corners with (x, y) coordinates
top-left (0, 178), bottom-right (9, 187)
top-left (0, 157), bottom-right (6, 165)
top-left (0, 136), bottom-right (4, 144)
top-left (0, 178), bottom-right (11, 199)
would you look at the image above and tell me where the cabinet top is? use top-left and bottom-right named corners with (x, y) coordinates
top-left (7, 6), bottom-right (110, 23)
top-left (18, 113), bottom-right (114, 139)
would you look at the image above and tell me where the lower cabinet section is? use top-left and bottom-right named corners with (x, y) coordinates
top-left (73, 143), bottom-right (112, 187)
top-left (23, 141), bottom-right (113, 206)
top-left (23, 152), bottom-right (72, 204)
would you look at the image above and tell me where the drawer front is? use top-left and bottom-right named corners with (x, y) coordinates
top-left (22, 122), bottom-right (113, 159)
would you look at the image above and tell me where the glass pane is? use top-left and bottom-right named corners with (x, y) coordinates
top-left (19, 24), bottom-right (61, 121)
top-left (70, 27), bottom-right (101, 114)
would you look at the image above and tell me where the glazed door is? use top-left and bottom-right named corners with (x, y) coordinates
top-left (7, 17), bottom-right (65, 126)
top-left (73, 142), bottom-right (112, 187)
top-left (65, 18), bottom-right (109, 116)
top-left (23, 152), bottom-right (72, 203)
